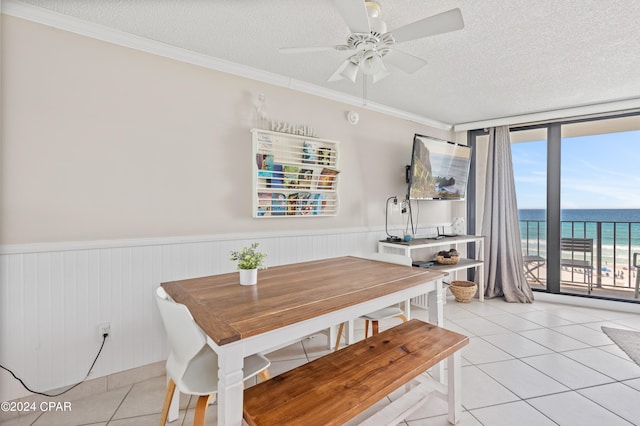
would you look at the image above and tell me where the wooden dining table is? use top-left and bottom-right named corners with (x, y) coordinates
top-left (161, 256), bottom-right (446, 426)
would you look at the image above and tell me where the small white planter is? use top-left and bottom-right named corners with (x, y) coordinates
top-left (239, 268), bottom-right (258, 286)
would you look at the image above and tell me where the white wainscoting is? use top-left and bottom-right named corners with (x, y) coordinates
top-left (0, 228), bottom-right (384, 402)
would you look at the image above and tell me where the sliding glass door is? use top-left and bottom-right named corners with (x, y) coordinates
top-left (507, 114), bottom-right (640, 301)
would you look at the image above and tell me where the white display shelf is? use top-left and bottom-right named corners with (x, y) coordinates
top-left (251, 129), bottom-right (339, 218)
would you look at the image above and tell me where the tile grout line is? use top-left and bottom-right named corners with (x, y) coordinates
top-left (104, 384), bottom-right (134, 425)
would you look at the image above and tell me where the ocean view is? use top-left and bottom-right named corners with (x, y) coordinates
top-left (519, 209), bottom-right (640, 266)
top-left (519, 209), bottom-right (640, 223)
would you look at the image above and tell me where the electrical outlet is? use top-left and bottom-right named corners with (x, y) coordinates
top-left (98, 322), bottom-right (111, 340)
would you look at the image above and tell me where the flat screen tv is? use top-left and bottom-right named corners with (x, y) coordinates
top-left (407, 134), bottom-right (472, 200)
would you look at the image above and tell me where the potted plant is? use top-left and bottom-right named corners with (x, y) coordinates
top-left (230, 242), bottom-right (267, 285)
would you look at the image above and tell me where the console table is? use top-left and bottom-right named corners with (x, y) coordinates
top-left (378, 235), bottom-right (485, 302)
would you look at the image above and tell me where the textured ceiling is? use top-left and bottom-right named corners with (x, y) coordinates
top-left (11, 0), bottom-right (640, 127)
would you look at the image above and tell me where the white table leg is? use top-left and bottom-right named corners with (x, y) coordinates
top-left (478, 262), bottom-right (484, 302)
top-left (403, 298), bottom-right (411, 320)
top-left (447, 351), bottom-right (462, 424)
top-left (428, 278), bottom-right (445, 382)
top-left (217, 347), bottom-right (245, 426)
top-left (427, 278), bottom-right (444, 327)
top-left (478, 239), bottom-right (484, 302)
top-left (327, 325), bottom-right (336, 350)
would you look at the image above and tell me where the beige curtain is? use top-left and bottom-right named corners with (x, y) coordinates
top-left (481, 126), bottom-right (534, 302)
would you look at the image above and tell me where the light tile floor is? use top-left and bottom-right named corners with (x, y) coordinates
top-left (2, 296), bottom-right (640, 426)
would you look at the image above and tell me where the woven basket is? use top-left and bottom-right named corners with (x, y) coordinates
top-left (449, 280), bottom-right (477, 303)
top-left (435, 255), bottom-right (460, 265)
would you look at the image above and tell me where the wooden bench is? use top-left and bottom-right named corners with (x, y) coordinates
top-left (243, 319), bottom-right (469, 426)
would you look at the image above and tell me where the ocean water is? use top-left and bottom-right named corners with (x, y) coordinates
top-left (519, 209), bottom-right (640, 265)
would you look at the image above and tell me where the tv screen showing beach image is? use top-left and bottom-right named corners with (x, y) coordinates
top-left (408, 135), bottom-right (472, 200)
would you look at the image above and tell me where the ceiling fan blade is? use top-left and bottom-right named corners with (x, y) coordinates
top-left (390, 8), bottom-right (464, 43)
top-left (328, 60), bottom-right (348, 82)
top-left (384, 49), bottom-right (427, 74)
top-left (332, 0), bottom-right (370, 34)
top-left (279, 46), bottom-right (341, 54)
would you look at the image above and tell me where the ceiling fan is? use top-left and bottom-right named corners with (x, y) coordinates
top-left (279, 1), bottom-right (464, 83)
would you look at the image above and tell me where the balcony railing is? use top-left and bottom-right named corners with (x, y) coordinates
top-left (520, 219), bottom-right (640, 300)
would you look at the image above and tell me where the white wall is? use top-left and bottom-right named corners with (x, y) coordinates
top-left (1, 15), bottom-right (458, 245)
top-left (0, 14), bottom-right (463, 401)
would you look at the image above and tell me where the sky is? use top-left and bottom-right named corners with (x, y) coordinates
top-left (512, 130), bottom-right (640, 209)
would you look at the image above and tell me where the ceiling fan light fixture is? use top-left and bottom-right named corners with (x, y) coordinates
top-left (340, 60), bottom-right (360, 83)
top-left (360, 50), bottom-right (384, 75)
top-left (372, 66), bottom-right (390, 83)
top-left (364, 2), bottom-right (381, 18)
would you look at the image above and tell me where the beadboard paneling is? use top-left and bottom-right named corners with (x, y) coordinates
top-left (0, 229), bottom-right (382, 402)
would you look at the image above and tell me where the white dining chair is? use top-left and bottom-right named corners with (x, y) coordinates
top-left (155, 287), bottom-right (271, 426)
top-left (334, 253), bottom-right (411, 351)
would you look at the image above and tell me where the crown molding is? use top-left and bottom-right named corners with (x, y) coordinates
top-left (2, 0), bottom-right (452, 131)
top-left (454, 98), bottom-right (640, 131)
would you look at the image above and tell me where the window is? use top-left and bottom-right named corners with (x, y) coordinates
top-left (512, 129), bottom-right (547, 288)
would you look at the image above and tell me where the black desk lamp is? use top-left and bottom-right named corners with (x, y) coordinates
top-left (385, 196), bottom-right (402, 242)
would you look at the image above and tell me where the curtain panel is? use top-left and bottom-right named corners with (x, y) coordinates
top-left (481, 126), bottom-right (534, 302)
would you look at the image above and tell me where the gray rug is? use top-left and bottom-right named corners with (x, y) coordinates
top-left (601, 326), bottom-right (640, 366)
